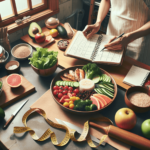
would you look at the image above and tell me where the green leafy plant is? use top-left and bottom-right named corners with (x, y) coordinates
top-left (29, 47), bottom-right (58, 69)
top-left (82, 63), bottom-right (102, 79)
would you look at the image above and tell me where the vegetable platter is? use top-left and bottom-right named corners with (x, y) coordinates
top-left (50, 63), bottom-right (117, 114)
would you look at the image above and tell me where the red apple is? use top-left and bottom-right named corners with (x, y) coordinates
top-left (35, 33), bottom-right (45, 43)
top-left (115, 108), bottom-right (136, 130)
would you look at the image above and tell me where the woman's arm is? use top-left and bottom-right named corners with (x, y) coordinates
top-left (83, 0), bottom-right (110, 39)
top-left (104, 21), bottom-right (150, 51)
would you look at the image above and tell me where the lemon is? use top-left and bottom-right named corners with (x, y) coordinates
top-left (50, 29), bottom-right (58, 37)
top-left (0, 107), bottom-right (5, 120)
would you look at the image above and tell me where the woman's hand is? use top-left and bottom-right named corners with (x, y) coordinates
top-left (104, 34), bottom-right (130, 51)
top-left (83, 22), bottom-right (101, 39)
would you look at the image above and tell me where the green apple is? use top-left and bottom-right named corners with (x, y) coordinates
top-left (141, 119), bottom-right (150, 139)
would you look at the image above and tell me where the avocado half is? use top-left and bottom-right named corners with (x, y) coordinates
top-left (28, 22), bottom-right (42, 40)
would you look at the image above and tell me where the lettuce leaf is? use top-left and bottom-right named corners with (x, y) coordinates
top-left (29, 47), bottom-right (58, 69)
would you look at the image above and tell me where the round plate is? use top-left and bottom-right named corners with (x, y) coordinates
top-left (50, 65), bottom-right (117, 114)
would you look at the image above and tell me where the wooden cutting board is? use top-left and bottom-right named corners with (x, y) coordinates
top-left (0, 75), bottom-right (35, 108)
top-left (31, 90), bottom-right (130, 150)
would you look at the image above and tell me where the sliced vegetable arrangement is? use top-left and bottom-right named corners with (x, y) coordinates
top-left (52, 63), bottom-right (116, 111)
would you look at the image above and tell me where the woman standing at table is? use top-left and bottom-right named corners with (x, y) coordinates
top-left (83, 0), bottom-right (150, 65)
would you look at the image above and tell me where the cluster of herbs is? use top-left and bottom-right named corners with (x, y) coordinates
top-left (29, 47), bottom-right (58, 69)
top-left (82, 63), bottom-right (102, 79)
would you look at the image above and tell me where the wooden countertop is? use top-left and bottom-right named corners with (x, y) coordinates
top-left (21, 26), bottom-right (150, 90)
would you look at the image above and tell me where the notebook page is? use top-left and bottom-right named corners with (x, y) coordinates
top-left (93, 34), bottom-right (123, 63)
top-left (123, 65), bottom-right (150, 86)
top-left (66, 31), bottom-right (99, 61)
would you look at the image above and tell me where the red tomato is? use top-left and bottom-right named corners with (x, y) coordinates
top-left (59, 86), bottom-right (64, 89)
top-left (68, 87), bottom-right (73, 91)
top-left (62, 90), bottom-right (67, 95)
top-left (59, 89), bottom-right (63, 93)
top-left (72, 93), bottom-right (76, 96)
top-left (68, 90), bottom-right (72, 93)
top-left (74, 89), bottom-right (79, 94)
top-left (64, 85), bottom-right (69, 90)
top-left (58, 93), bottom-right (63, 99)
top-left (53, 90), bottom-right (58, 95)
top-left (53, 85), bottom-right (59, 90)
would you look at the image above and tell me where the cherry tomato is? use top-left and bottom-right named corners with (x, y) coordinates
top-left (68, 87), bottom-right (73, 91)
top-left (74, 89), bottom-right (79, 94)
top-left (63, 102), bottom-right (69, 107)
top-left (69, 101), bottom-right (73, 104)
top-left (53, 85), bottom-right (59, 90)
top-left (53, 90), bottom-right (58, 95)
top-left (69, 104), bottom-right (74, 109)
top-left (62, 90), bottom-right (67, 95)
top-left (72, 93), bottom-right (76, 96)
top-left (58, 89), bottom-right (62, 93)
top-left (68, 90), bottom-right (72, 93)
top-left (59, 86), bottom-right (64, 90)
top-left (58, 93), bottom-right (63, 99)
top-left (64, 85), bottom-right (69, 90)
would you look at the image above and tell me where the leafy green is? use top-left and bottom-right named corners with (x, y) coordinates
top-left (29, 47), bottom-right (58, 69)
top-left (82, 63), bottom-right (101, 79)
top-left (0, 81), bottom-right (2, 89)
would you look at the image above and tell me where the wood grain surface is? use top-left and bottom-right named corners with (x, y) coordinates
top-left (21, 26), bottom-right (150, 90)
top-left (0, 75), bottom-right (35, 108)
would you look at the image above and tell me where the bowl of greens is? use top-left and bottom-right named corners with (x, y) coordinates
top-left (0, 78), bottom-right (3, 96)
top-left (29, 47), bottom-right (58, 77)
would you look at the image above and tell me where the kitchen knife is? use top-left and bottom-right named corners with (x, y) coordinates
top-left (55, 118), bottom-right (106, 146)
top-left (3, 99), bottom-right (28, 129)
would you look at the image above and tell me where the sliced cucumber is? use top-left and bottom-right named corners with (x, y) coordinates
top-left (55, 81), bottom-right (61, 86)
top-left (68, 81), bottom-right (71, 86)
top-left (95, 88), bottom-right (103, 94)
top-left (63, 81), bottom-right (66, 86)
top-left (59, 81), bottom-right (63, 86)
top-left (66, 81), bottom-right (69, 86)
top-left (98, 84), bottom-right (114, 93)
top-left (101, 88), bottom-right (114, 98)
top-left (92, 76), bottom-right (100, 83)
top-left (71, 82), bottom-right (74, 87)
top-left (73, 82), bottom-right (79, 87)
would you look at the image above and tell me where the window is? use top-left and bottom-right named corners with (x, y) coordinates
top-left (0, 0), bottom-right (59, 33)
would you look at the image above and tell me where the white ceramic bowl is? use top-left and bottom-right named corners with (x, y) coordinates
top-left (11, 43), bottom-right (32, 60)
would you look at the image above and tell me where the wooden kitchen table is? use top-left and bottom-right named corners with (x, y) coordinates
top-left (0, 39), bottom-right (149, 150)
top-left (22, 26), bottom-right (150, 90)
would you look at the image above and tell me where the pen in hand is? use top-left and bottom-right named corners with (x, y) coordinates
top-left (101, 33), bottom-right (125, 51)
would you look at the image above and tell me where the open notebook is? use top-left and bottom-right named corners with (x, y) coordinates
top-left (123, 65), bottom-right (150, 86)
top-left (65, 31), bottom-right (125, 65)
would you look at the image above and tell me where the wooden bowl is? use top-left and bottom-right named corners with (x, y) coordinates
top-left (125, 86), bottom-right (150, 113)
top-left (31, 60), bottom-right (58, 77)
top-left (50, 65), bottom-right (118, 114)
top-left (5, 60), bottom-right (20, 74)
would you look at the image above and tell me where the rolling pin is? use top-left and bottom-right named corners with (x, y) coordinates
top-left (90, 122), bottom-right (150, 150)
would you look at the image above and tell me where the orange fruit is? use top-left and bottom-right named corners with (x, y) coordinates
top-left (50, 29), bottom-right (58, 37)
